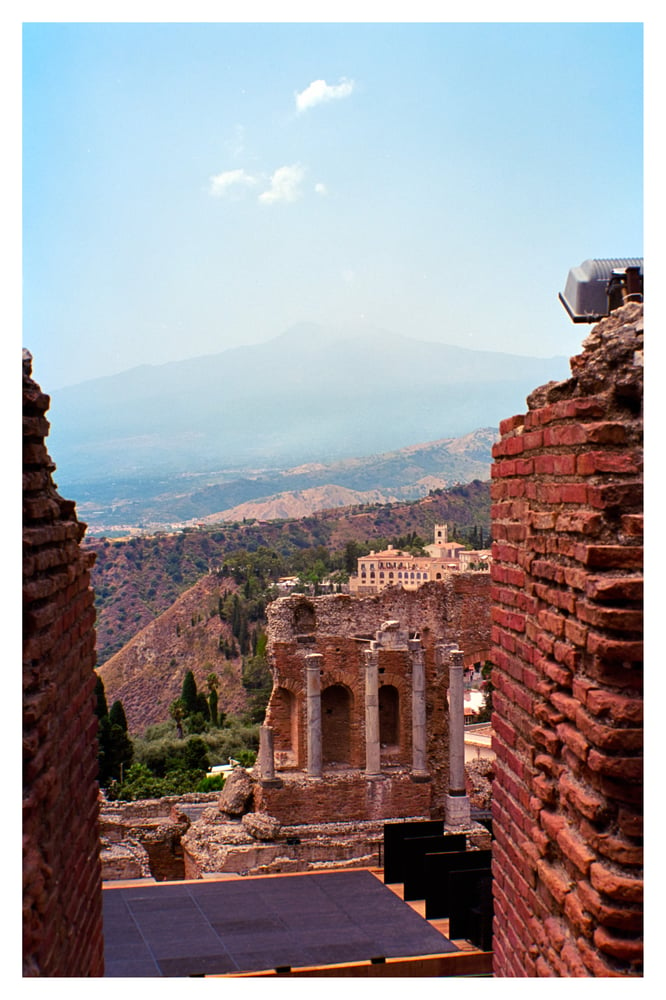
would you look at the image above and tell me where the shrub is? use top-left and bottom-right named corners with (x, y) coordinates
top-left (196, 774), bottom-right (225, 793)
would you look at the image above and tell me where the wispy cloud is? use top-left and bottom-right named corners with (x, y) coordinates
top-left (295, 78), bottom-right (355, 113)
top-left (209, 168), bottom-right (258, 198)
top-left (258, 164), bottom-right (306, 205)
top-left (314, 182), bottom-right (328, 197)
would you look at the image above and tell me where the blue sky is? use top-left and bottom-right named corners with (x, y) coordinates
top-left (21, 17), bottom-right (643, 390)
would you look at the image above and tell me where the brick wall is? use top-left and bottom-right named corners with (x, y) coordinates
top-left (23, 353), bottom-right (104, 977)
top-left (489, 304), bottom-right (643, 977)
top-left (255, 770), bottom-right (431, 825)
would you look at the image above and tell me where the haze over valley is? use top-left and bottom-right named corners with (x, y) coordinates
top-left (46, 323), bottom-right (567, 533)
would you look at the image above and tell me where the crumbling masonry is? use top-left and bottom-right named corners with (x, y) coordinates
top-left (256, 579), bottom-right (491, 825)
top-left (22, 351), bottom-right (104, 977)
top-left (489, 302), bottom-right (643, 976)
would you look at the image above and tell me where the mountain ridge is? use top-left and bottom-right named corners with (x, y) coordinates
top-left (75, 427), bottom-right (497, 532)
top-left (46, 321), bottom-right (568, 485)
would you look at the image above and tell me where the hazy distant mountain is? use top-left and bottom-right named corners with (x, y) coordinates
top-left (74, 427), bottom-right (497, 532)
top-left (47, 322), bottom-right (568, 487)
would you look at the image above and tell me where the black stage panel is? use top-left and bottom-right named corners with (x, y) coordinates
top-left (103, 869), bottom-right (458, 977)
top-left (383, 820), bottom-right (443, 884)
top-left (447, 869), bottom-right (493, 952)
top-left (424, 850), bottom-right (492, 919)
top-left (401, 835), bottom-right (466, 901)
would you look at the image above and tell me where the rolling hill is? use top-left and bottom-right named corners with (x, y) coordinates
top-left (87, 478), bottom-right (492, 665)
top-left (75, 426), bottom-right (497, 533)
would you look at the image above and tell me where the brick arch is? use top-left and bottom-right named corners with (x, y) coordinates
top-left (321, 684), bottom-right (353, 765)
top-left (463, 646), bottom-right (490, 670)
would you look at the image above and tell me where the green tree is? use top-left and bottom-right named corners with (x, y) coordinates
top-left (182, 736), bottom-right (209, 773)
top-left (94, 674), bottom-right (108, 719)
top-left (169, 698), bottom-right (186, 739)
top-left (207, 672), bottom-right (220, 727)
top-left (94, 680), bottom-right (133, 787)
top-left (242, 648), bottom-right (273, 724)
top-left (181, 670), bottom-right (199, 715)
top-left (109, 699), bottom-right (128, 732)
top-left (477, 662), bottom-right (494, 723)
top-left (185, 711), bottom-right (209, 735)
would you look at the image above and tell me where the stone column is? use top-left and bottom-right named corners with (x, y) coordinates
top-left (409, 639), bottom-right (429, 781)
top-left (439, 644), bottom-right (471, 829)
top-left (305, 653), bottom-right (323, 778)
top-left (258, 724), bottom-right (281, 787)
top-left (364, 646), bottom-right (382, 778)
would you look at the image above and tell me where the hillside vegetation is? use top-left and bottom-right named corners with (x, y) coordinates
top-left (88, 479), bottom-right (491, 665)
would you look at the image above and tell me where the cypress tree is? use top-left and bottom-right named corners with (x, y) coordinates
top-left (94, 674), bottom-right (108, 719)
top-left (109, 699), bottom-right (128, 732)
top-left (181, 670), bottom-right (199, 715)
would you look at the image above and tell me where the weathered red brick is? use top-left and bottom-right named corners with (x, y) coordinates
top-left (557, 823), bottom-right (596, 875)
top-left (575, 601), bottom-right (642, 633)
top-left (555, 511), bottom-right (603, 535)
top-left (542, 424), bottom-right (588, 447)
top-left (536, 858), bottom-right (574, 906)
top-left (583, 421), bottom-right (629, 445)
top-left (534, 453), bottom-right (577, 476)
top-left (537, 609), bottom-right (565, 637)
top-left (559, 772), bottom-right (609, 823)
top-left (556, 721), bottom-right (590, 762)
top-left (584, 575), bottom-right (643, 603)
top-left (576, 879), bottom-right (643, 933)
top-left (593, 925), bottom-right (643, 964)
top-left (586, 632), bottom-right (643, 664)
top-left (577, 935), bottom-right (629, 977)
top-left (499, 414), bottom-right (525, 435)
top-left (538, 483), bottom-right (589, 505)
top-left (575, 706), bottom-right (642, 753)
top-left (530, 725), bottom-right (561, 756)
top-left (560, 940), bottom-right (593, 977)
top-left (587, 749), bottom-right (642, 783)
top-left (578, 819), bottom-right (643, 867)
top-left (564, 618), bottom-right (588, 647)
top-left (620, 514), bottom-right (643, 536)
top-left (589, 863), bottom-right (643, 903)
top-left (617, 807), bottom-right (643, 839)
top-left (587, 481), bottom-right (643, 511)
top-left (550, 690), bottom-right (579, 721)
top-left (575, 545), bottom-right (643, 570)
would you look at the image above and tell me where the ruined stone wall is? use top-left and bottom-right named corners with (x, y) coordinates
top-left (254, 771), bottom-right (431, 826)
top-left (489, 303), bottom-right (643, 977)
top-left (264, 579), bottom-right (491, 823)
top-left (23, 353), bottom-right (104, 977)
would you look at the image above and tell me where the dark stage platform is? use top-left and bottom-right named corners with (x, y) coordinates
top-left (103, 869), bottom-right (458, 977)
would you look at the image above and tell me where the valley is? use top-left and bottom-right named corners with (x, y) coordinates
top-left (74, 427), bottom-right (496, 534)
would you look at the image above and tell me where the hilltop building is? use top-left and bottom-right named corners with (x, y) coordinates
top-left (348, 522), bottom-right (491, 595)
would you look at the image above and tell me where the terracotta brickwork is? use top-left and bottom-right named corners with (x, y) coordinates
top-left (23, 353), bottom-right (104, 977)
top-left (263, 579), bottom-right (491, 823)
top-left (489, 303), bottom-right (643, 977)
top-left (254, 770), bottom-right (432, 826)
